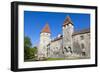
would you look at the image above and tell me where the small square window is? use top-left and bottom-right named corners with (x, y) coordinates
top-left (80, 35), bottom-right (84, 40)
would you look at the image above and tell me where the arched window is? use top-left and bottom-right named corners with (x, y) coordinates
top-left (82, 52), bottom-right (86, 56)
top-left (68, 47), bottom-right (72, 53)
top-left (62, 51), bottom-right (64, 54)
top-left (64, 47), bottom-right (72, 53)
top-left (64, 47), bottom-right (68, 52)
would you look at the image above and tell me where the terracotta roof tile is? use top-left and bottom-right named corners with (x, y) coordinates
top-left (41, 23), bottom-right (50, 33)
top-left (63, 16), bottom-right (73, 26)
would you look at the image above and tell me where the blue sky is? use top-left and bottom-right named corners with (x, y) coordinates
top-left (24, 11), bottom-right (90, 47)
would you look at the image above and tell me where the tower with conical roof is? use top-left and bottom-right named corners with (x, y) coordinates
top-left (62, 16), bottom-right (74, 56)
top-left (38, 23), bottom-right (51, 59)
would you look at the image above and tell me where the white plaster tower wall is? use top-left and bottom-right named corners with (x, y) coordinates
top-left (38, 24), bottom-right (51, 58)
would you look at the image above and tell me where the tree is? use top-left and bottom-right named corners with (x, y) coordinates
top-left (32, 47), bottom-right (38, 57)
top-left (29, 47), bottom-right (38, 59)
top-left (24, 36), bottom-right (32, 60)
top-left (24, 36), bottom-right (32, 49)
top-left (24, 36), bottom-right (38, 61)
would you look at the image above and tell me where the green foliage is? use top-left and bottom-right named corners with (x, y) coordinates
top-left (31, 47), bottom-right (38, 55)
top-left (29, 47), bottom-right (38, 59)
top-left (24, 36), bottom-right (38, 61)
top-left (24, 36), bottom-right (32, 49)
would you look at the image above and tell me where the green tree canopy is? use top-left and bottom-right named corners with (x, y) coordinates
top-left (24, 36), bottom-right (38, 61)
top-left (24, 36), bottom-right (32, 49)
top-left (24, 36), bottom-right (32, 60)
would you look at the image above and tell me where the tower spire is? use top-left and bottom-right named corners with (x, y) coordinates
top-left (41, 23), bottom-right (50, 33)
top-left (63, 16), bottom-right (73, 26)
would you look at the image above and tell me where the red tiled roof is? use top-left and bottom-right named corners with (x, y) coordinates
top-left (41, 23), bottom-right (50, 33)
top-left (63, 16), bottom-right (73, 26)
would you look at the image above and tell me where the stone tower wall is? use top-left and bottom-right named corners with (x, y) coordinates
top-left (38, 32), bottom-right (51, 58)
top-left (63, 24), bottom-right (74, 56)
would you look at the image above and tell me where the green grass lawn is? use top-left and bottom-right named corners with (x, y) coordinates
top-left (47, 57), bottom-right (90, 61)
top-left (24, 58), bottom-right (36, 62)
top-left (24, 57), bottom-right (90, 62)
top-left (47, 58), bottom-right (66, 61)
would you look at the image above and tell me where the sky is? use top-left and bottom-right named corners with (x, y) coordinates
top-left (24, 11), bottom-right (90, 47)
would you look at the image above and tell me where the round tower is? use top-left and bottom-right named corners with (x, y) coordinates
top-left (62, 16), bottom-right (74, 56)
top-left (38, 23), bottom-right (51, 59)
